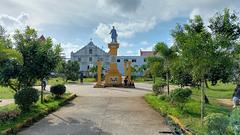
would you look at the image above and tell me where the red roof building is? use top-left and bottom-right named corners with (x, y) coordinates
top-left (140, 50), bottom-right (154, 57)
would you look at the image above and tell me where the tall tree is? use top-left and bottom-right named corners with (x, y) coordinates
top-left (209, 8), bottom-right (240, 84)
top-left (172, 15), bottom-right (214, 125)
top-left (0, 26), bottom-right (61, 99)
top-left (154, 42), bottom-right (177, 95)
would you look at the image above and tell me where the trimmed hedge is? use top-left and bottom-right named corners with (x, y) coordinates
top-left (50, 84), bottom-right (66, 97)
top-left (14, 87), bottom-right (39, 111)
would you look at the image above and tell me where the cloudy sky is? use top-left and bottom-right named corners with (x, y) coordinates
top-left (0, 0), bottom-right (239, 57)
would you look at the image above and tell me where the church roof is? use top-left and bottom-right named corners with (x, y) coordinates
top-left (72, 41), bottom-right (108, 55)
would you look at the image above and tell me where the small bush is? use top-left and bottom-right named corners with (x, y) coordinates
top-left (158, 94), bottom-right (170, 101)
top-left (230, 107), bottom-right (240, 135)
top-left (50, 84), bottom-right (66, 97)
top-left (170, 88), bottom-right (192, 109)
top-left (0, 109), bottom-right (21, 122)
top-left (204, 113), bottom-right (229, 135)
top-left (153, 81), bottom-right (166, 95)
top-left (14, 87), bottom-right (39, 111)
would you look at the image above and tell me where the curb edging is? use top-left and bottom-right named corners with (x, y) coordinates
top-left (0, 94), bottom-right (77, 135)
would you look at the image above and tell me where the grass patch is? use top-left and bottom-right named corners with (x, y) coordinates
top-left (0, 93), bottom-right (75, 133)
top-left (35, 77), bottom-right (96, 86)
top-left (144, 93), bottom-right (231, 135)
top-left (0, 86), bottom-right (14, 99)
top-left (192, 82), bottom-right (235, 99)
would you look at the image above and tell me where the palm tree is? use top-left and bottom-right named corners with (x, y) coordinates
top-left (154, 42), bottom-right (177, 95)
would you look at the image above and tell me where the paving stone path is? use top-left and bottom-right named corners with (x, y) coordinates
top-left (18, 83), bottom-right (172, 135)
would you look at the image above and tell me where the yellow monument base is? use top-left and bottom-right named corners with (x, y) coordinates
top-left (94, 60), bottom-right (105, 88)
top-left (104, 42), bottom-right (122, 87)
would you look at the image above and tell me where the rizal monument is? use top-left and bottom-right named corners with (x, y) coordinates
top-left (94, 26), bottom-right (134, 88)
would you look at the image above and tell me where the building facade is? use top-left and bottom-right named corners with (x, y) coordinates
top-left (71, 41), bottom-right (153, 76)
top-left (71, 41), bottom-right (110, 74)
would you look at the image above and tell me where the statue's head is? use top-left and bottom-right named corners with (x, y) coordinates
top-left (112, 26), bottom-right (115, 29)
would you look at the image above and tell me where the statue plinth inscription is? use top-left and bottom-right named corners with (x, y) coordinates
top-left (104, 42), bottom-right (122, 86)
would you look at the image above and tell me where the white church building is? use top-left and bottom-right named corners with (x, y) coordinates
top-left (70, 41), bottom-right (153, 76)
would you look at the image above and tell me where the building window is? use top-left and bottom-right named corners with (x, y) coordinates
top-left (144, 58), bottom-right (146, 62)
top-left (89, 49), bottom-right (92, 54)
top-left (132, 59), bottom-right (136, 62)
top-left (78, 57), bottom-right (81, 62)
top-left (87, 65), bottom-right (90, 69)
top-left (89, 57), bottom-right (92, 62)
top-left (117, 59), bottom-right (121, 62)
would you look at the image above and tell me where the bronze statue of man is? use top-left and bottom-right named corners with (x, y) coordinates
top-left (109, 26), bottom-right (118, 43)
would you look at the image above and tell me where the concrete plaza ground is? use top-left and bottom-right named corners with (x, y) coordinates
top-left (18, 83), bottom-right (172, 135)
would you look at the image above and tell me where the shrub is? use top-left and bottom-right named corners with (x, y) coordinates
top-left (50, 84), bottom-right (66, 97)
top-left (0, 109), bottom-right (20, 122)
top-left (152, 81), bottom-right (166, 95)
top-left (204, 113), bottom-right (229, 135)
top-left (170, 88), bottom-right (192, 109)
top-left (14, 87), bottom-right (39, 111)
top-left (229, 107), bottom-right (240, 135)
top-left (158, 94), bottom-right (170, 101)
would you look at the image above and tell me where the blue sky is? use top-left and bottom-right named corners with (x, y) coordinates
top-left (0, 0), bottom-right (239, 57)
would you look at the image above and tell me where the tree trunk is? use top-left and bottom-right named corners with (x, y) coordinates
top-left (201, 79), bottom-right (205, 126)
top-left (205, 79), bottom-right (209, 88)
top-left (204, 80), bottom-right (209, 104)
top-left (153, 76), bottom-right (155, 84)
top-left (41, 80), bottom-right (43, 103)
top-left (166, 72), bottom-right (170, 95)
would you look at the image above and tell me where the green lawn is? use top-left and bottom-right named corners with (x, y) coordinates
top-left (35, 77), bottom-right (96, 86)
top-left (0, 86), bottom-right (14, 99)
top-left (0, 93), bottom-right (73, 132)
top-left (144, 82), bottom-right (235, 134)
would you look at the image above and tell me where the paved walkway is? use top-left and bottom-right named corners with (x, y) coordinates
top-left (0, 99), bottom-right (14, 107)
top-left (18, 83), bottom-right (172, 135)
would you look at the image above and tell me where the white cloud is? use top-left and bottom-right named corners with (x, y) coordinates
top-left (61, 42), bottom-right (84, 58)
top-left (140, 41), bottom-right (149, 45)
top-left (95, 17), bottom-right (156, 43)
top-left (0, 12), bottom-right (29, 33)
top-left (121, 42), bottom-right (133, 48)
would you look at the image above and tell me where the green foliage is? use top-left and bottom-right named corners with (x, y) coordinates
top-left (170, 88), bottom-right (192, 109)
top-left (171, 61), bottom-right (193, 87)
top-left (50, 84), bottom-right (66, 97)
top-left (14, 87), bottom-right (39, 111)
top-left (204, 113), bottom-right (229, 135)
top-left (229, 107), bottom-right (240, 135)
top-left (0, 93), bottom-right (72, 132)
top-left (0, 26), bottom-right (61, 92)
top-left (0, 25), bottom-right (22, 63)
top-left (158, 94), bottom-right (169, 101)
top-left (0, 86), bottom-right (14, 99)
top-left (60, 60), bottom-right (80, 82)
top-left (154, 42), bottom-right (177, 94)
top-left (152, 80), bottom-right (166, 95)
top-left (144, 93), bottom-right (230, 135)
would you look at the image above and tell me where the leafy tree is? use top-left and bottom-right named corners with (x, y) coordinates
top-left (154, 42), bottom-right (177, 95)
top-left (209, 8), bottom-right (240, 84)
top-left (172, 15), bottom-right (214, 124)
top-left (146, 56), bottom-right (164, 83)
top-left (0, 25), bottom-right (22, 62)
top-left (61, 60), bottom-right (80, 82)
top-left (0, 26), bottom-right (61, 98)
